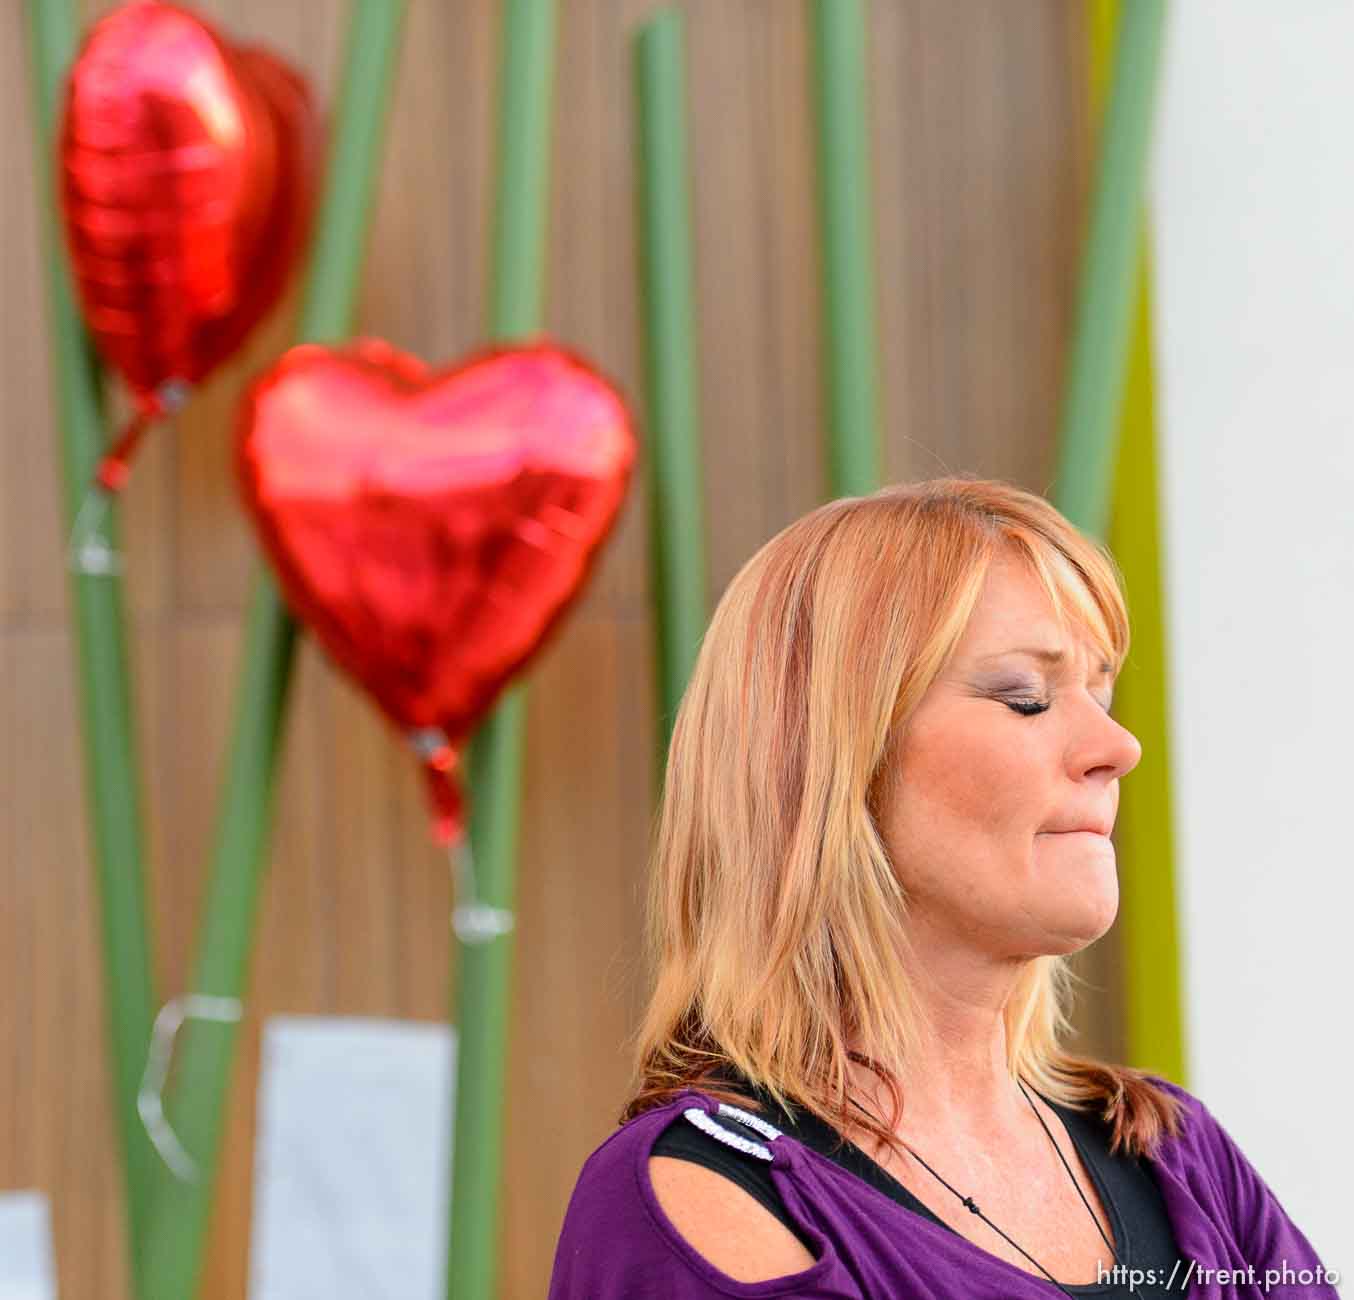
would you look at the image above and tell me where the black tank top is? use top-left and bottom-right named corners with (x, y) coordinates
top-left (650, 1068), bottom-right (1185, 1297)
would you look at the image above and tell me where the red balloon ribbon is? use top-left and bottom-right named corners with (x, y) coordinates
top-left (95, 380), bottom-right (192, 494)
top-left (236, 338), bottom-right (639, 844)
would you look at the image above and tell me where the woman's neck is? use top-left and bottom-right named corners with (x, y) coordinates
top-left (847, 940), bottom-right (1035, 1142)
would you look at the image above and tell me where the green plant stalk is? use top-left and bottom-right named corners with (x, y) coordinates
top-left (634, 10), bottom-right (708, 771)
top-left (445, 0), bottom-right (557, 1296)
top-left (1087, 0), bottom-right (1187, 1084)
top-left (810, 0), bottom-right (881, 497)
top-left (1105, 250), bottom-right (1187, 1084)
top-left (1054, 0), bottom-right (1167, 538)
top-left (138, 3), bottom-right (409, 1297)
top-left (24, 2), bottom-right (159, 1293)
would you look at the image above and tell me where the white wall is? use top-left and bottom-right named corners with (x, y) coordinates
top-left (1151, 0), bottom-right (1353, 1266)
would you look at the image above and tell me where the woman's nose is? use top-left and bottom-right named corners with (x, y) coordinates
top-left (1074, 694), bottom-right (1142, 780)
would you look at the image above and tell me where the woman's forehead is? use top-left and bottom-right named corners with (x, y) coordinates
top-left (960, 580), bottom-right (1113, 670)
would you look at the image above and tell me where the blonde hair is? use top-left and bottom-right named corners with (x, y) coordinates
top-left (621, 475), bottom-right (1183, 1159)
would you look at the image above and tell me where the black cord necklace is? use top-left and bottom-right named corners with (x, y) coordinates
top-left (851, 1080), bottom-right (1140, 1298)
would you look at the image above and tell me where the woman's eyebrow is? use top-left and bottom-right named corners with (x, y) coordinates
top-left (979, 647), bottom-right (1115, 676)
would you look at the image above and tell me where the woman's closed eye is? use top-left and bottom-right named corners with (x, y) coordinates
top-left (1002, 695), bottom-right (1050, 717)
top-left (999, 690), bottom-right (1114, 717)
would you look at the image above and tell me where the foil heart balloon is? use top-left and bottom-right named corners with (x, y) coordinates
top-left (60, 0), bottom-right (318, 493)
top-left (237, 339), bottom-right (638, 843)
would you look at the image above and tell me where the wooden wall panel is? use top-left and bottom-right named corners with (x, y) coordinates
top-left (1, 1), bottom-right (55, 624)
top-left (1, 2), bottom-right (1114, 1297)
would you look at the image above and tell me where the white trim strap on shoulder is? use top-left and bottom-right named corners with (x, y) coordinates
top-left (681, 1102), bottom-right (783, 1162)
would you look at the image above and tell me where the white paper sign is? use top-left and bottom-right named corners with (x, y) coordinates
top-left (0, 1190), bottom-right (57, 1300)
top-left (249, 1016), bottom-right (455, 1300)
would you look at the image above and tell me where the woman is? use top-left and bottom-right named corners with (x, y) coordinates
top-left (547, 478), bottom-right (1337, 1298)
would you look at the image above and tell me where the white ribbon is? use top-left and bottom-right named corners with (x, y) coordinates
top-left (66, 490), bottom-right (121, 576)
top-left (137, 993), bottom-right (243, 1182)
top-left (450, 836), bottom-right (514, 945)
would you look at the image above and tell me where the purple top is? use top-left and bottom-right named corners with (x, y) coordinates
top-left (547, 1078), bottom-right (1338, 1298)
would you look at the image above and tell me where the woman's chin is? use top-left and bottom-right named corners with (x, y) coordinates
top-left (1041, 889), bottom-right (1120, 953)
top-left (1031, 836), bottom-right (1120, 944)
top-left (1023, 879), bottom-right (1120, 952)
top-left (1048, 914), bottom-right (1116, 954)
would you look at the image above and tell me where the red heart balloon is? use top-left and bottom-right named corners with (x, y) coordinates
top-left (237, 339), bottom-right (639, 843)
top-left (60, 0), bottom-right (318, 407)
